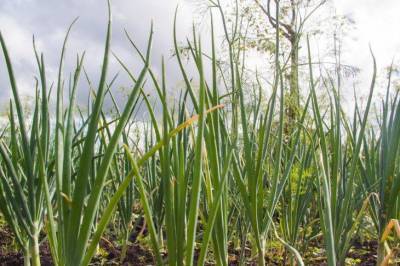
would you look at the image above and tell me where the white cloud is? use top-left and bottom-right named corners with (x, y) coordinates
top-left (0, 0), bottom-right (399, 112)
top-left (337, 0), bottom-right (400, 64)
top-left (0, 0), bottom-right (196, 110)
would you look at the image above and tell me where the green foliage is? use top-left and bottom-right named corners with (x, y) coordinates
top-left (0, 1), bottom-right (398, 266)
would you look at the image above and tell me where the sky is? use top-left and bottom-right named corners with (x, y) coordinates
top-left (334, 0), bottom-right (400, 102)
top-left (0, 0), bottom-right (399, 112)
top-left (335, 0), bottom-right (400, 68)
top-left (0, 0), bottom-right (197, 113)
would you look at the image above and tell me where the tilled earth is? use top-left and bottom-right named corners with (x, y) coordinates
top-left (0, 225), bottom-right (378, 265)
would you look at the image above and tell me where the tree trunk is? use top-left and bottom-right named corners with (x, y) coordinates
top-left (284, 34), bottom-right (299, 137)
top-left (288, 35), bottom-right (299, 122)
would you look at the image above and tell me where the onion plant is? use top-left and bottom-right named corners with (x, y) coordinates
top-left (1, 1), bottom-right (399, 266)
top-left (360, 65), bottom-right (400, 264)
top-left (306, 36), bottom-right (379, 266)
top-left (0, 30), bottom-right (54, 266)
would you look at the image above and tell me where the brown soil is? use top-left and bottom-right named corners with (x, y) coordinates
top-left (0, 225), bottom-right (378, 266)
top-left (0, 227), bottom-right (53, 266)
top-left (348, 239), bottom-right (378, 266)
